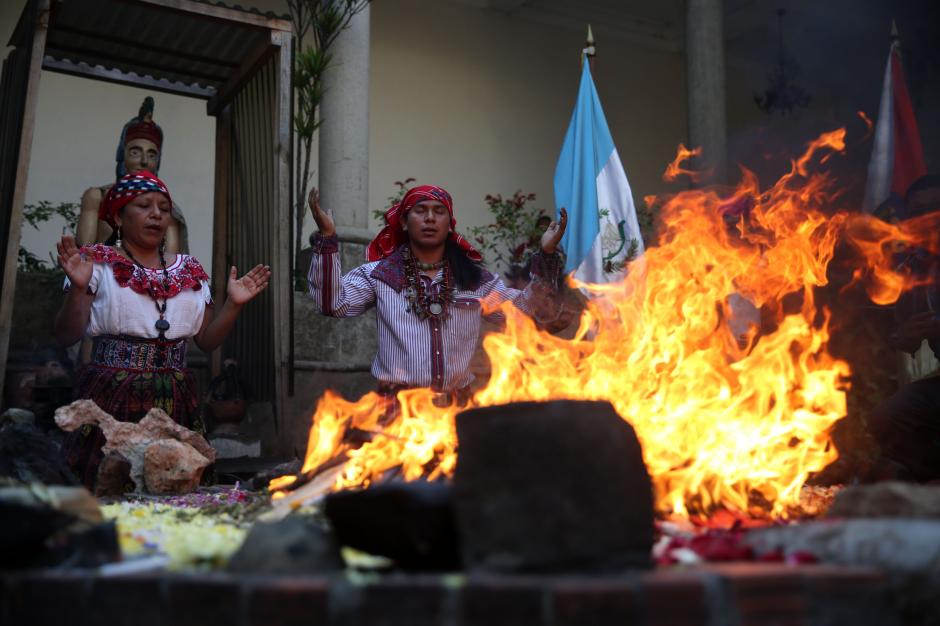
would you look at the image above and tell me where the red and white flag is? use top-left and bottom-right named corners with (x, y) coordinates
top-left (862, 35), bottom-right (927, 213)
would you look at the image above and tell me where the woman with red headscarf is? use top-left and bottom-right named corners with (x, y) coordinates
top-left (307, 185), bottom-right (567, 400)
top-left (54, 171), bottom-right (271, 489)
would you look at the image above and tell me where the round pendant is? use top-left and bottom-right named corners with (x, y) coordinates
top-left (155, 319), bottom-right (170, 332)
top-left (429, 302), bottom-right (444, 316)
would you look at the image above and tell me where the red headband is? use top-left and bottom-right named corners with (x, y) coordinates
top-left (99, 171), bottom-right (172, 228)
top-left (366, 185), bottom-right (483, 262)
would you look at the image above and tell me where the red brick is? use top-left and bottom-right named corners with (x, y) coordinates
top-left (799, 567), bottom-right (899, 626)
top-left (165, 574), bottom-right (242, 626)
top-left (246, 577), bottom-right (329, 626)
top-left (551, 577), bottom-right (640, 626)
top-left (798, 565), bottom-right (886, 589)
top-left (714, 564), bottom-right (807, 626)
top-left (88, 575), bottom-right (167, 626)
top-left (361, 577), bottom-right (450, 626)
top-left (639, 570), bottom-right (709, 626)
top-left (458, 576), bottom-right (547, 626)
top-left (0, 575), bottom-right (16, 626)
top-left (8, 571), bottom-right (92, 626)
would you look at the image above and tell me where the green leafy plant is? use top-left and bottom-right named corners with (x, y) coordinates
top-left (469, 191), bottom-right (546, 274)
top-left (17, 201), bottom-right (79, 273)
top-left (289, 0), bottom-right (371, 290)
top-left (372, 178), bottom-right (417, 223)
top-left (636, 194), bottom-right (661, 246)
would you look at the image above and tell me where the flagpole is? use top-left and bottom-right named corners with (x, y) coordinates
top-left (583, 24), bottom-right (596, 71)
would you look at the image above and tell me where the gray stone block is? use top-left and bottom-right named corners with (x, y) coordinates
top-left (226, 516), bottom-right (344, 575)
top-left (828, 482), bottom-right (940, 519)
top-left (453, 400), bottom-right (654, 573)
top-left (748, 519), bottom-right (940, 625)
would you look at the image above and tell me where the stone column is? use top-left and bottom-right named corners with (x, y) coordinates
top-left (287, 4), bottom-right (376, 452)
top-left (686, 0), bottom-right (728, 185)
top-left (319, 4), bottom-right (370, 229)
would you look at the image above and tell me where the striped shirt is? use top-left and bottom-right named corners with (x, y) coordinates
top-left (308, 234), bottom-right (561, 391)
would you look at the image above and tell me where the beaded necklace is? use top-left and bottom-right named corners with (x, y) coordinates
top-left (121, 244), bottom-right (172, 339)
top-left (415, 259), bottom-right (444, 271)
top-left (402, 247), bottom-right (454, 319)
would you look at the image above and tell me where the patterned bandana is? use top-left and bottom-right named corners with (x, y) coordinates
top-left (366, 185), bottom-right (483, 262)
top-left (99, 170), bottom-right (173, 228)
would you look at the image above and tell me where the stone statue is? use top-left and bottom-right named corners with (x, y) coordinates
top-left (76, 97), bottom-right (188, 253)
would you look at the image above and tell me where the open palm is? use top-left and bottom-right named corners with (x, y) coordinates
top-left (227, 264), bottom-right (271, 305)
top-left (56, 235), bottom-right (94, 289)
top-left (308, 188), bottom-right (335, 236)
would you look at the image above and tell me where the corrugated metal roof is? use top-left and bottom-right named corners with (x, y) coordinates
top-left (186, 0), bottom-right (290, 22)
top-left (42, 0), bottom-right (290, 95)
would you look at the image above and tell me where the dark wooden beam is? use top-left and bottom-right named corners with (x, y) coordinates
top-left (206, 35), bottom-right (276, 116)
top-left (272, 29), bottom-right (292, 409)
top-left (210, 106), bottom-right (231, 380)
top-left (0, 0), bottom-right (51, 404)
top-left (42, 57), bottom-right (216, 99)
top-left (127, 0), bottom-right (292, 33)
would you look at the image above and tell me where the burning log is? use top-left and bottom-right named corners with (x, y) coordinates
top-left (274, 127), bottom-right (938, 525)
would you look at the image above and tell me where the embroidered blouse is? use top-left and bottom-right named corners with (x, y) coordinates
top-left (67, 244), bottom-right (212, 340)
top-left (308, 234), bottom-right (562, 391)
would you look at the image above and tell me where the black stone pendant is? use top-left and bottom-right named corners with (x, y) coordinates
top-left (155, 319), bottom-right (170, 333)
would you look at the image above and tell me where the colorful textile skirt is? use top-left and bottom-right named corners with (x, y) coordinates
top-left (61, 334), bottom-right (204, 490)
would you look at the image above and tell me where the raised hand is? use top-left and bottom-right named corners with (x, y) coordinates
top-left (56, 235), bottom-right (94, 289)
top-left (540, 207), bottom-right (568, 254)
top-left (308, 188), bottom-right (335, 237)
top-left (227, 264), bottom-right (272, 305)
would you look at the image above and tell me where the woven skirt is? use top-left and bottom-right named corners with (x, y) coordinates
top-left (61, 334), bottom-right (204, 490)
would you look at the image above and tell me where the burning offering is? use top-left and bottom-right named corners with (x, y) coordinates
top-left (274, 128), bottom-right (937, 526)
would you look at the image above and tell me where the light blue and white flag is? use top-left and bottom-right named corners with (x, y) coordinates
top-left (554, 57), bottom-right (644, 285)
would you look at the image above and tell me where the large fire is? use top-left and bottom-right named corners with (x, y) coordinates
top-left (273, 129), bottom-right (935, 519)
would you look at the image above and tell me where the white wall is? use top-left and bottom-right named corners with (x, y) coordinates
top-left (241, 0), bottom-right (688, 256)
top-left (366, 0), bottom-right (688, 247)
top-left (20, 73), bottom-right (215, 272)
top-left (3, 0), bottom-right (687, 273)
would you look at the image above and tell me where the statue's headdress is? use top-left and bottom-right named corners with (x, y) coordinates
top-left (115, 97), bottom-right (164, 178)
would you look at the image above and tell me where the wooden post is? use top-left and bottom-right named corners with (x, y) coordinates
top-left (0, 0), bottom-right (50, 405)
top-left (272, 29), bottom-right (293, 426)
top-left (209, 105), bottom-right (232, 380)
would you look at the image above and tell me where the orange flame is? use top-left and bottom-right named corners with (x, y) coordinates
top-left (663, 143), bottom-right (712, 183)
top-left (842, 211), bottom-right (940, 304)
top-left (857, 111), bottom-right (874, 140)
top-left (276, 128), bottom-right (931, 519)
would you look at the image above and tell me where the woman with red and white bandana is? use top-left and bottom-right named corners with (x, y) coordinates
top-left (307, 185), bottom-right (567, 402)
top-left (54, 170), bottom-right (271, 489)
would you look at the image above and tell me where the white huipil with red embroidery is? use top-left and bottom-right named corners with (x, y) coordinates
top-left (66, 244), bottom-right (212, 341)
